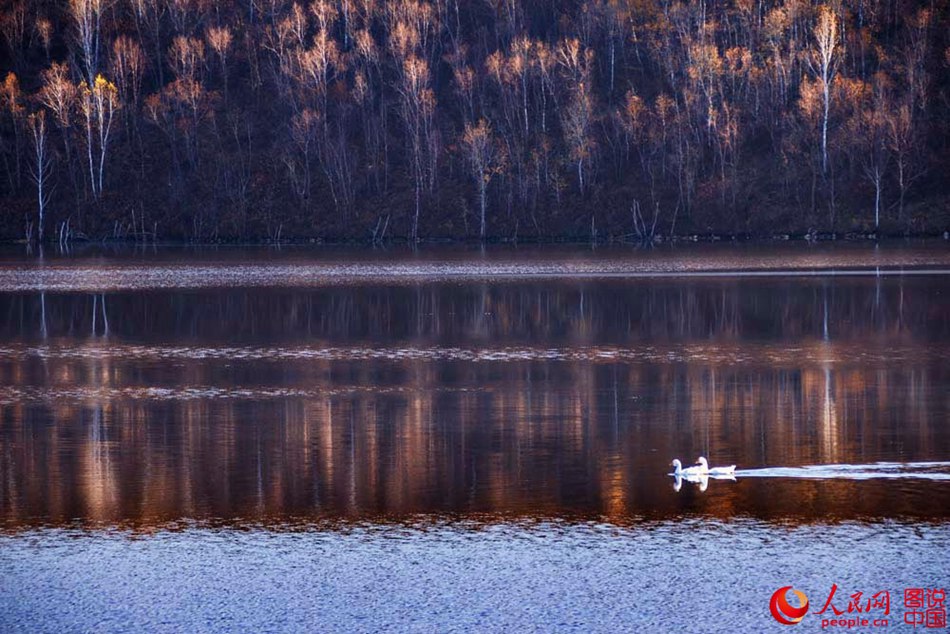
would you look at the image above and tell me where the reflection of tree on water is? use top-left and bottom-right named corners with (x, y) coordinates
top-left (91, 294), bottom-right (109, 337)
top-left (83, 405), bottom-right (118, 522)
top-left (1, 349), bottom-right (946, 526)
top-left (820, 366), bottom-right (839, 463)
top-left (3, 277), bottom-right (940, 345)
top-left (40, 292), bottom-right (47, 339)
top-left (0, 275), bottom-right (946, 527)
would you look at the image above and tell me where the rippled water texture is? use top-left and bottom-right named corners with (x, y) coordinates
top-left (1, 241), bottom-right (949, 291)
top-left (0, 243), bottom-right (948, 632)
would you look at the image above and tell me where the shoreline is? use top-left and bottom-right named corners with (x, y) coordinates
top-left (5, 230), bottom-right (949, 249)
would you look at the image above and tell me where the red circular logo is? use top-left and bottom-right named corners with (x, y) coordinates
top-left (770, 586), bottom-right (810, 625)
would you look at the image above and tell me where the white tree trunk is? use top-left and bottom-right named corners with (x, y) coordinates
top-left (479, 178), bottom-right (487, 239)
top-left (821, 83), bottom-right (830, 174)
top-left (873, 168), bottom-right (881, 230)
top-left (37, 173), bottom-right (45, 242)
top-left (86, 118), bottom-right (97, 197)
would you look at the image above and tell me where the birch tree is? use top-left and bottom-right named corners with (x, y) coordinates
top-left (69, 0), bottom-right (104, 86)
top-left (78, 74), bottom-right (118, 197)
top-left (39, 63), bottom-right (78, 185)
top-left (561, 81), bottom-right (594, 195)
top-left (885, 103), bottom-right (918, 222)
top-left (28, 110), bottom-right (54, 241)
top-left (92, 75), bottom-right (118, 195)
top-left (856, 81), bottom-right (889, 230)
top-left (461, 119), bottom-right (497, 239)
top-left (206, 26), bottom-right (233, 103)
top-left (807, 6), bottom-right (840, 174)
top-left (396, 54), bottom-right (433, 241)
top-left (0, 73), bottom-right (25, 190)
top-left (112, 36), bottom-right (146, 125)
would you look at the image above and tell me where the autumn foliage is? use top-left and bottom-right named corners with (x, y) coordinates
top-left (0, 0), bottom-right (948, 241)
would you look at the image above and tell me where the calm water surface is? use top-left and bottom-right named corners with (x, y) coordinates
top-left (1, 243), bottom-right (948, 632)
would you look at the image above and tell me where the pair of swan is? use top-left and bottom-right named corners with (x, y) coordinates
top-left (671, 458), bottom-right (737, 492)
top-left (671, 457), bottom-right (736, 477)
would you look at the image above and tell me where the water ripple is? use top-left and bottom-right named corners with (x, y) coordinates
top-left (2, 259), bottom-right (949, 291)
top-left (0, 342), bottom-right (942, 366)
top-left (0, 384), bottom-right (482, 405)
top-left (738, 462), bottom-right (950, 481)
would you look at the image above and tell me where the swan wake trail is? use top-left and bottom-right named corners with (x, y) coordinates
top-left (735, 461), bottom-right (950, 481)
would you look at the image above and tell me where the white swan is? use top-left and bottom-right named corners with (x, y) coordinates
top-left (671, 458), bottom-right (705, 477)
top-left (696, 456), bottom-right (736, 476)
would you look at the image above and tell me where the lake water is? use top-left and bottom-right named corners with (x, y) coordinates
top-left (1, 243), bottom-right (948, 632)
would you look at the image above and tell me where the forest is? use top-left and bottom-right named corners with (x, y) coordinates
top-left (0, 0), bottom-right (948, 242)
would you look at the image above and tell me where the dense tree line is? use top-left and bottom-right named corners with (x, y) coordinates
top-left (0, 0), bottom-right (948, 242)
